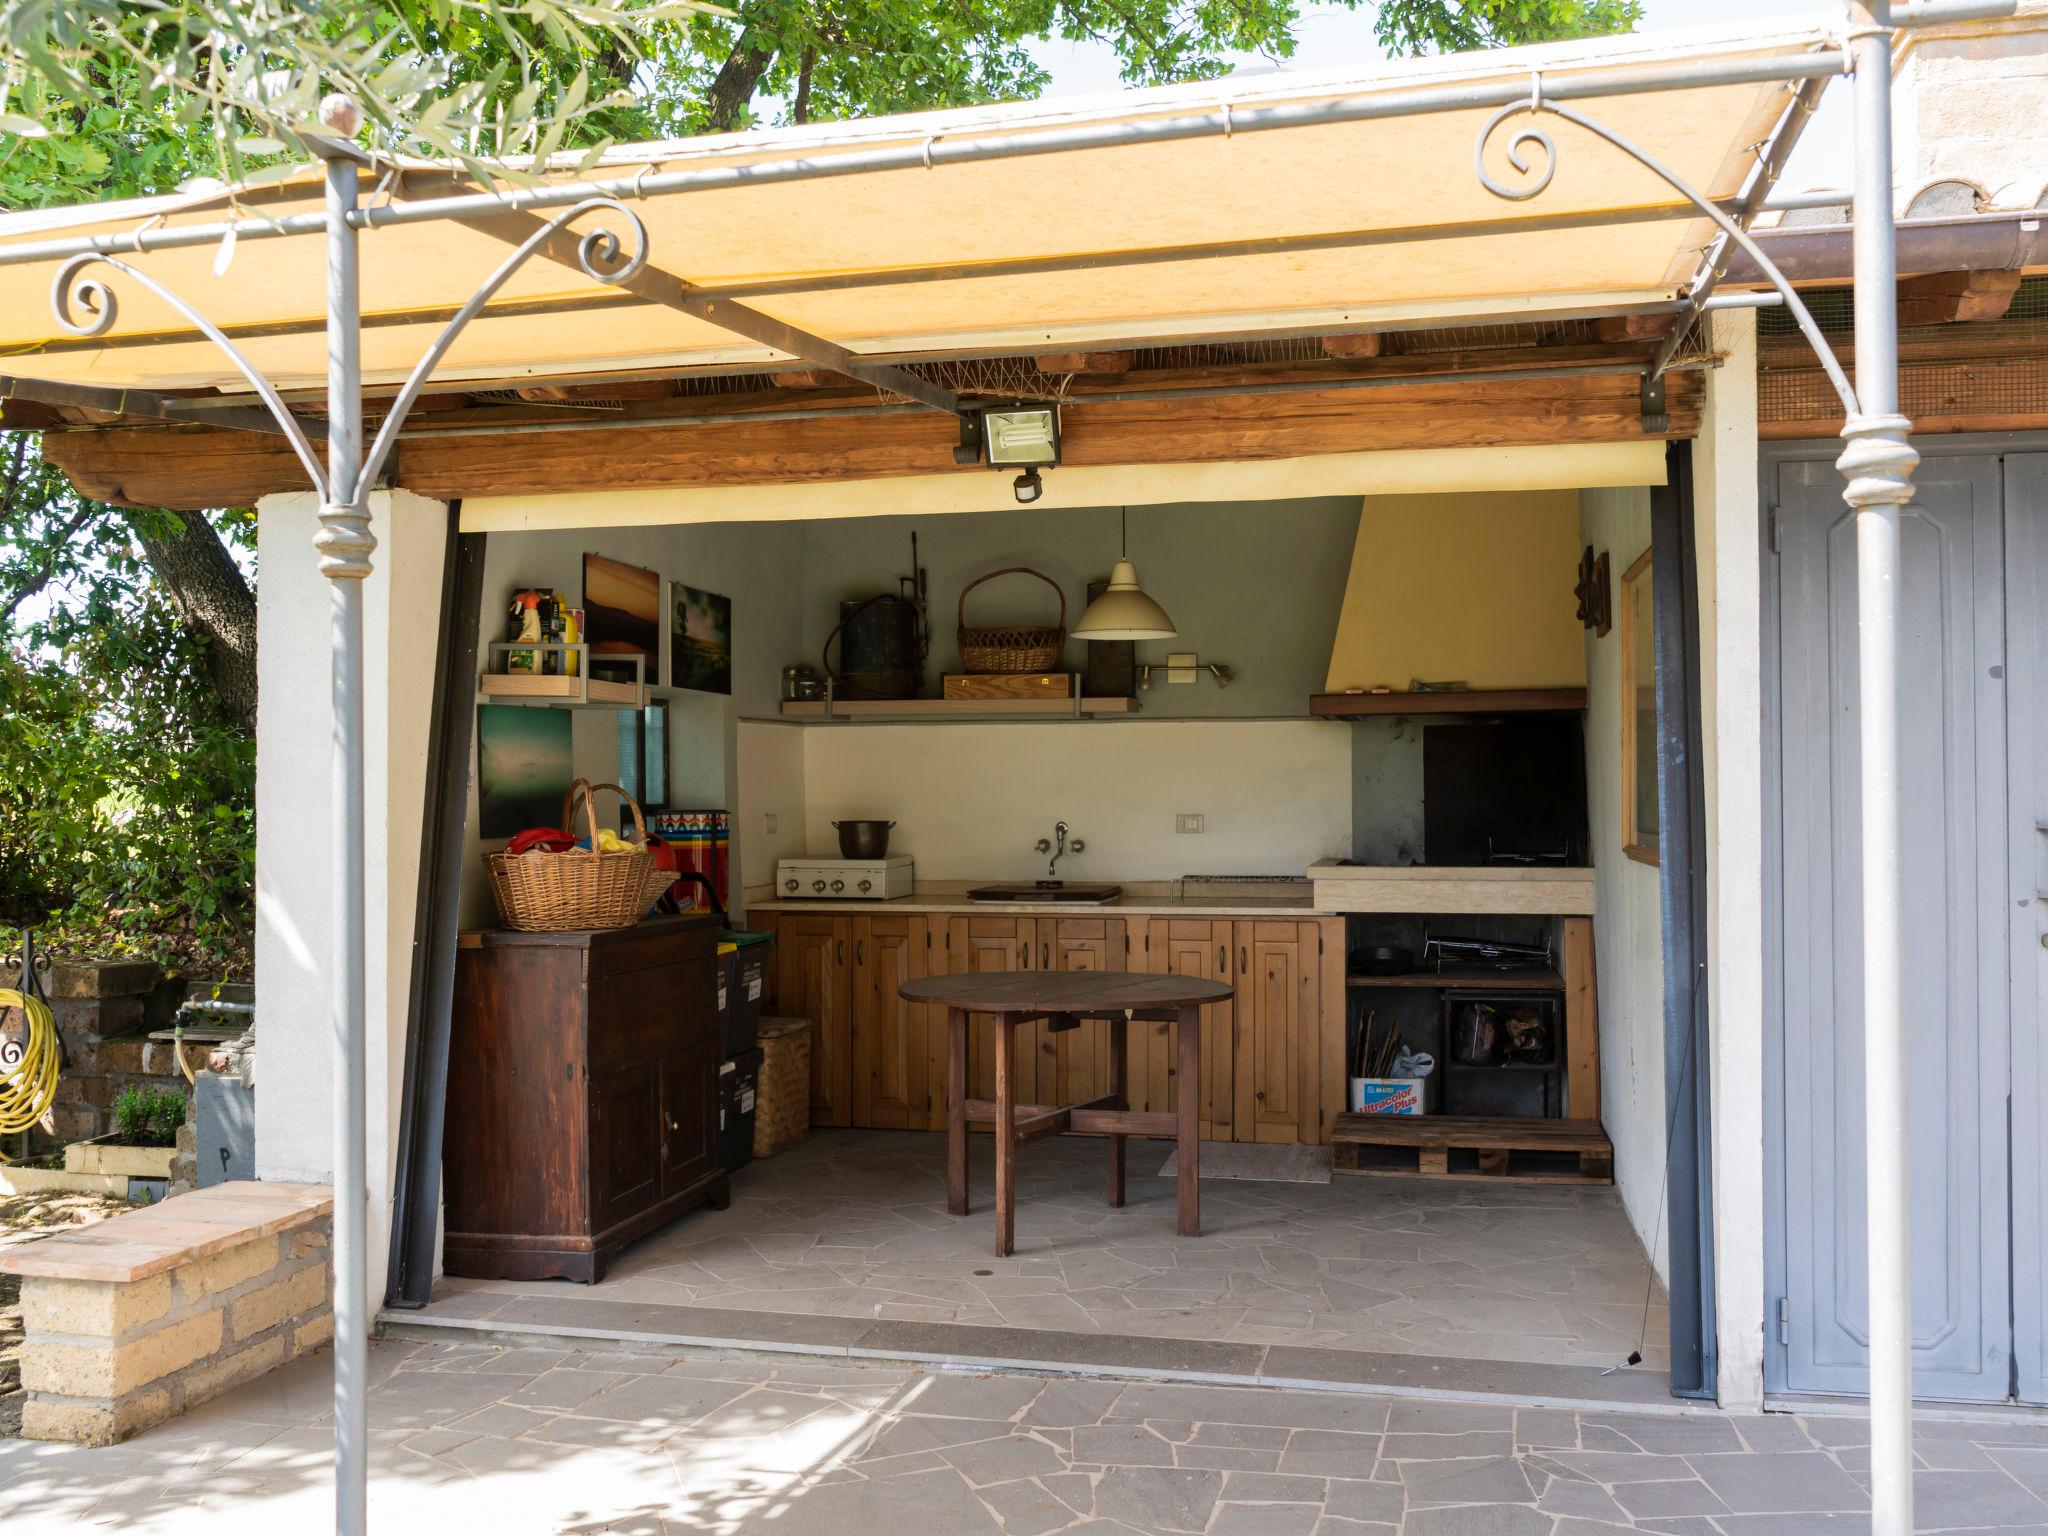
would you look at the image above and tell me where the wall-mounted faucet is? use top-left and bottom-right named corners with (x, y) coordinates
top-left (1033, 820), bottom-right (1086, 879)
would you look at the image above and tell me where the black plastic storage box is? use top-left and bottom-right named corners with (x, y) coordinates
top-left (718, 1047), bottom-right (764, 1174)
top-left (716, 930), bottom-right (773, 1057)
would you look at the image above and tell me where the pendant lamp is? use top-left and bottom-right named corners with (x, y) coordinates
top-left (1073, 507), bottom-right (1176, 641)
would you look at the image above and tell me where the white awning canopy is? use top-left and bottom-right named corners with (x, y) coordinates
top-left (0, 16), bottom-right (1842, 397)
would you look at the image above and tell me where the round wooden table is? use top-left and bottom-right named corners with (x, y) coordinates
top-left (898, 970), bottom-right (1234, 1256)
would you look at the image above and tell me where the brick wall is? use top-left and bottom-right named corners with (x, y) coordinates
top-left (13, 1193), bottom-right (332, 1446)
top-left (7, 959), bottom-right (193, 1146)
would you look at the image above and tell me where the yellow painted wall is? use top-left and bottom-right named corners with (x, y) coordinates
top-left (1324, 489), bottom-right (1588, 692)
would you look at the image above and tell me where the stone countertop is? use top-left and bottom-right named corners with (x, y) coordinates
top-left (744, 883), bottom-right (1327, 919)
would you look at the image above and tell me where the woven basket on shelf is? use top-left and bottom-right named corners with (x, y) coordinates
top-left (753, 1016), bottom-right (813, 1158)
top-left (956, 566), bottom-right (1067, 673)
top-left (486, 779), bottom-right (672, 931)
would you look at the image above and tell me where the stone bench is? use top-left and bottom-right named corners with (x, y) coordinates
top-left (0, 1180), bottom-right (332, 1445)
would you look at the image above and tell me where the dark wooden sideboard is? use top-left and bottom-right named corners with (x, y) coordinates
top-left (445, 914), bottom-right (727, 1283)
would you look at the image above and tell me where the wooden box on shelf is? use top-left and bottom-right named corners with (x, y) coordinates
top-left (943, 673), bottom-right (1073, 701)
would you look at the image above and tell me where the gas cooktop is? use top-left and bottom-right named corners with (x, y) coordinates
top-left (967, 883), bottom-right (1123, 904)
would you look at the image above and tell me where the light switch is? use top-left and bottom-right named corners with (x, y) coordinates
top-left (1175, 813), bottom-right (1205, 834)
top-left (763, 812), bottom-right (779, 835)
top-left (1167, 651), bottom-right (1198, 684)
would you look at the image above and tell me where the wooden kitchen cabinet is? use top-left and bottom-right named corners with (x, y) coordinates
top-left (750, 906), bottom-right (1345, 1146)
top-left (445, 915), bottom-right (727, 1284)
top-left (1038, 917), bottom-right (1130, 1110)
top-left (947, 915), bottom-right (1039, 1104)
top-left (1141, 919), bottom-right (1236, 1140)
top-left (773, 914), bottom-right (854, 1127)
top-left (851, 914), bottom-right (930, 1130)
top-left (1233, 920), bottom-right (1325, 1145)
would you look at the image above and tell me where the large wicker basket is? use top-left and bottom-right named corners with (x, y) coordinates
top-left (486, 779), bottom-right (672, 931)
top-left (956, 566), bottom-right (1066, 673)
top-left (752, 1016), bottom-right (813, 1158)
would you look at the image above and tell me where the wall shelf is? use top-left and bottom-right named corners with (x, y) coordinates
top-left (1347, 969), bottom-right (1564, 991)
top-left (479, 643), bottom-right (646, 709)
top-left (780, 693), bottom-right (1139, 721)
top-left (1309, 688), bottom-right (1587, 718)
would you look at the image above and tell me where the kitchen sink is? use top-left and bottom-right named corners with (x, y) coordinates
top-left (967, 883), bottom-right (1123, 904)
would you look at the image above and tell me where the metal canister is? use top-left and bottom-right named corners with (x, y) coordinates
top-left (828, 593), bottom-right (925, 699)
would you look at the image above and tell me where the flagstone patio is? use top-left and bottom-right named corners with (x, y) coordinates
top-left (408, 1129), bottom-right (1671, 1396)
top-left (6, 1337), bottom-right (2047, 1533)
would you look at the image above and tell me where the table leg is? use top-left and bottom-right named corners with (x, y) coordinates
top-left (947, 1006), bottom-right (968, 1217)
top-left (995, 1019), bottom-right (1016, 1257)
top-left (1107, 1016), bottom-right (1128, 1209)
top-left (1176, 1003), bottom-right (1200, 1237)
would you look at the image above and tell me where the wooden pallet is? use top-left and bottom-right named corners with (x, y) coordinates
top-left (1331, 1113), bottom-right (1613, 1184)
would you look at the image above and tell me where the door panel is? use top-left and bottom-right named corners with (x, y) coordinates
top-left (1041, 918), bottom-right (1128, 1110)
top-left (853, 915), bottom-right (927, 1129)
top-left (1774, 454), bottom-right (2012, 1401)
top-left (777, 916), bottom-right (852, 1127)
top-left (1234, 922), bottom-right (1319, 1145)
top-left (1143, 919), bottom-right (1234, 1140)
top-left (2007, 455), bottom-right (2048, 1405)
top-left (660, 1052), bottom-right (718, 1198)
top-left (590, 1067), bottom-right (661, 1231)
top-left (950, 917), bottom-right (1037, 1104)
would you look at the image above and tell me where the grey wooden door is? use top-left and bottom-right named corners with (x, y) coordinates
top-left (2008, 455), bottom-right (2048, 1406)
top-left (1774, 454), bottom-right (2014, 1402)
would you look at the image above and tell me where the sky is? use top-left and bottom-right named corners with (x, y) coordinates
top-left (1026, 1), bottom-right (1854, 194)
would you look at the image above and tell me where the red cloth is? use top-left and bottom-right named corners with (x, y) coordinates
top-left (505, 827), bottom-right (577, 857)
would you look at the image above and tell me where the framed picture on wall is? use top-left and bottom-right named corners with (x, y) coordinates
top-left (669, 581), bottom-right (733, 695)
top-left (1620, 547), bottom-right (1659, 866)
top-left (476, 704), bottom-right (573, 840)
top-left (583, 553), bottom-right (663, 685)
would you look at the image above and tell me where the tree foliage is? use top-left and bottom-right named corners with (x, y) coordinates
top-left (1371, 0), bottom-right (1641, 56)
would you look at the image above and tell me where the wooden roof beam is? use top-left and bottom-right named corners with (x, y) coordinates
top-left (1895, 269), bottom-right (2023, 328)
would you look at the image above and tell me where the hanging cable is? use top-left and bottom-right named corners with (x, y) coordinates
top-left (0, 981), bottom-right (61, 1160)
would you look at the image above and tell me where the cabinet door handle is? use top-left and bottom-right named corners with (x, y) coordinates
top-left (837, 938), bottom-right (845, 965)
top-left (1019, 943), bottom-right (1028, 966)
top-left (1042, 942), bottom-right (1050, 969)
top-left (856, 939), bottom-right (865, 965)
top-left (1241, 946), bottom-right (1248, 970)
top-left (1218, 946), bottom-right (1226, 971)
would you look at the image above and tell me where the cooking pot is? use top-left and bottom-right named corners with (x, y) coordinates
top-left (833, 820), bottom-right (896, 859)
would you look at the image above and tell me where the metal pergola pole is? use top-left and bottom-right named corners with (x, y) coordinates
top-left (312, 109), bottom-right (373, 1536)
top-left (1840, 6), bottom-right (1919, 1532)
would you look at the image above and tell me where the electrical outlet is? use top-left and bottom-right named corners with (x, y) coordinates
top-left (1175, 813), bottom-right (1205, 834)
top-left (763, 812), bottom-right (779, 835)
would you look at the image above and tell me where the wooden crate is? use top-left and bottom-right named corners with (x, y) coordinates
top-left (1331, 1112), bottom-right (1613, 1184)
top-left (943, 672), bottom-right (1073, 700)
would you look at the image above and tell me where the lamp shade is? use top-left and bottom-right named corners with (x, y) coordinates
top-left (1073, 558), bottom-right (1176, 640)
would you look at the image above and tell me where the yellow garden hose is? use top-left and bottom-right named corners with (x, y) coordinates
top-left (0, 986), bottom-right (61, 1160)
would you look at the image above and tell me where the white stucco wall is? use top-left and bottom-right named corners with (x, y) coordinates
top-left (1694, 312), bottom-right (1767, 1410)
top-left (254, 489), bottom-right (450, 1321)
top-left (1579, 487), bottom-right (1667, 1284)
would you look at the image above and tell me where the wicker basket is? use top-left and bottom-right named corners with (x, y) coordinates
top-left (752, 1016), bottom-right (813, 1158)
top-left (957, 566), bottom-right (1067, 673)
top-left (486, 779), bottom-right (672, 932)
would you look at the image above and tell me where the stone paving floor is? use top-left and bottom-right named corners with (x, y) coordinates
top-left (6, 1338), bottom-right (2047, 1533)
top-left (436, 1129), bottom-right (1670, 1373)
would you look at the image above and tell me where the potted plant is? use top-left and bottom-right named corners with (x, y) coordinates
top-left (63, 1085), bottom-right (187, 1188)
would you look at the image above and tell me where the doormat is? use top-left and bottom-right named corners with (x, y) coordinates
top-left (1156, 1142), bottom-right (1332, 1184)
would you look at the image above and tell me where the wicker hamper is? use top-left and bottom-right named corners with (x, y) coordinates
top-left (487, 779), bottom-right (672, 932)
top-left (752, 1016), bottom-right (813, 1159)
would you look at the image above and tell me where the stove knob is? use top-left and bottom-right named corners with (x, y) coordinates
top-left (857, 878), bottom-right (873, 894)
top-left (784, 878), bottom-right (799, 893)
top-left (812, 879), bottom-right (827, 892)
top-left (830, 878), bottom-right (846, 893)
